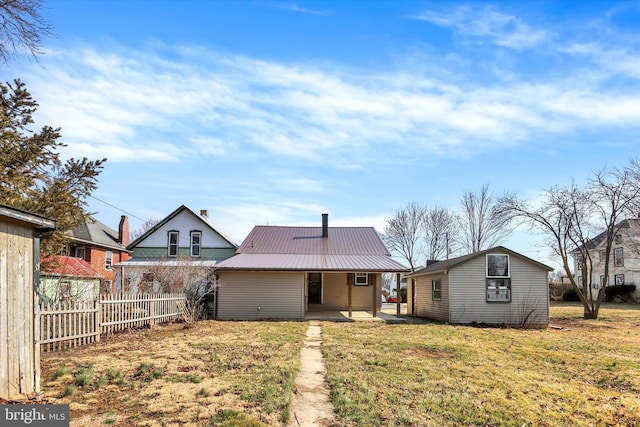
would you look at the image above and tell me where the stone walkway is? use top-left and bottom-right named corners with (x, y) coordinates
top-left (288, 321), bottom-right (335, 427)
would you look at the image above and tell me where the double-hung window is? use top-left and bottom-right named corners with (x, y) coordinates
top-left (168, 231), bottom-right (179, 257)
top-left (486, 254), bottom-right (511, 302)
top-left (614, 247), bottom-right (624, 267)
top-left (105, 251), bottom-right (113, 270)
top-left (191, 231), bottom-right (202, 257)
top-left (432, 279), bottom-right (442, 300)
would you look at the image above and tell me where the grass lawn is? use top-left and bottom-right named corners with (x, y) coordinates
top-left (322, 303), bottom-right (640, 426)
top-left (39, 321), bottom-right (308, 426)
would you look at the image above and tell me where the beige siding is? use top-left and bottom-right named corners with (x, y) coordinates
top-left (1, 221), bottom-right (37, 399)
top-left (414, 274), bottom-right (449, 322)
top-left (449, 253), bottom-right (549, 327)
top-left (321, 272), bottom-right (380, 310)
top-left (217, 271), bottom-right (304, 320)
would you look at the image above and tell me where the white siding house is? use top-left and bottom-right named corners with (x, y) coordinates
top-left (407, 246), bottom-right (551, 328)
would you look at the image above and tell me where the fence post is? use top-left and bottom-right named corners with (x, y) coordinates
top-left (95, 299), bottom-right (101, 343)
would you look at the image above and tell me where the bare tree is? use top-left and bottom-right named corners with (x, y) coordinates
top-left (497, 161), bottom-right (640, 319)
top-left (0, 0), bottom-right (54, 64)
top-left (460, 183), bottom-right (511, 252)
top-left (130, 218), bottom-right (160, 242)
top-left (382, 202), bottom-right (426, 272)
top-left (423, 206), bottom-right (459, 261)
top-left (126, 258), bottom-right (219, 323)
top-left (587, 165), bottom-right (640, 314)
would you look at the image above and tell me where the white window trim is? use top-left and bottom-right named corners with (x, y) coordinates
top-left (354, 272), bottom-right (369, 286)
top-left (486, 254), bottom-right (510, 278)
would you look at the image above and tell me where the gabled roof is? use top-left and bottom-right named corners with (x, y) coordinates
top-left (41, 256), bottom-right (103, 279)
top-left (570, 218), bottom-right (639, 254)
top-left (127, 205), bottom-right (238, 250)
top-left (406, 246), bottom-right (553, 277)
top-left (217, 225), bottom-right (409, 272)
top-left (68, 216), bottom-right (130, 253)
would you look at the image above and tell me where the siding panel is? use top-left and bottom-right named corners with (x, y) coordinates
top-left (414, 274), bottom-right (449, 322)
top-left (449, 254), bottom-right (549, 327)
top-left (217, 272), bottom-right (304, 320)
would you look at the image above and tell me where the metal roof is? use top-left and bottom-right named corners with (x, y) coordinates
top-left (217, 225), bottom-right (409, 272)
top-left (41, 256), bottom-right (103, 279)
top-left (236, 226), bottom-right (392, 255)
top-left (216, 253), bottom-right (408, 272)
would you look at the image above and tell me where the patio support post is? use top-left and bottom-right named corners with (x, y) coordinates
top-left (396, 273), bottom-right (401, 317)
top-left (372, 274), bottom-right (377, 318)
top-left (348, 273), bottom-right (352, 318)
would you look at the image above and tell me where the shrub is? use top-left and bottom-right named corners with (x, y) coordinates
top-left (604, 284), bottom-right (637, 303)
top-left (562, 288), bottom-right (580, 302)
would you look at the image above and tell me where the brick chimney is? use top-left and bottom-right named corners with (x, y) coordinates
top-left (322, 213), bottom-right (328, 238)
top-left (118, 215), bottom-right (130, 246)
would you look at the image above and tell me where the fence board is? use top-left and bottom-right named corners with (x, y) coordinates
top-left (38, 293), bottom-right (185, 352)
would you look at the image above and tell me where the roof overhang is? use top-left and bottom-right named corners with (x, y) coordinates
top-left (0, 204), bottom-right (56, 232)
top-left (216, 254), bottom-right (410, 273)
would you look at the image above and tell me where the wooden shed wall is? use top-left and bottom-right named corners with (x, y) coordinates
top-left (0, 220), bottom-right (37, 399)
top-left (448, 254), bottom-right (549, 327)
top-left (414, 273), bottom-right (449, 322)
top-left (217, 271), bottom-right (305, 320)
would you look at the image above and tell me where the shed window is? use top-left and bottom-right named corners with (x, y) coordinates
top-left (432, 279), bottom-right (442, 300)
top-left (168, 231), bottom-right (179, 257)
top-left (486, 278), bottom-right (511, 302)
top-left (191, 231), bottom-right (202, 257)
top-left (487, 254), bottom-right (509, 277)
top-left (355, 272), bottom-right (368, 286)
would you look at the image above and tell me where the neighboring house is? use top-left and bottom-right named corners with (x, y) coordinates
top-left (115, 205), bottom-right (237, 294)
top-left (39, 256), bottom-right (103, 303)
top-left (0, 204), bottom-right (56, 399)
top-left (67, 215), bottom-right (131, 293)
top-left (570, 218), bottom-right (640, 300)
top-left (406, 246), bottom-right (552, 328)
top-left (215, 214), bottom-right (410, 320)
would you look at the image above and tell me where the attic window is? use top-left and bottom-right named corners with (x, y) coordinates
top-left (355, 272), bottom-right (369, 286)
top-left (486, 254), bottom-right (509, 278)
top-left (168, 231), bottom-right (179, 257)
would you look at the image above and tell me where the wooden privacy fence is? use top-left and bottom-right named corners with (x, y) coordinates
top-left (38, 293), bottom-right (186, 352)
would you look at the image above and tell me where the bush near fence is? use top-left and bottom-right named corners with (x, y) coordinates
top-left (38, 293), bottom-right (186, 352)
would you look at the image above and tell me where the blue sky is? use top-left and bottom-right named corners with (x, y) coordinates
top-left (3, 1), bottom-right (640, 269)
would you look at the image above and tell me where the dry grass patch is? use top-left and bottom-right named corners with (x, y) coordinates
top-left (40, 321), bottom-right (308, 426)
top-left (322, 303), bottom-right (640, 426)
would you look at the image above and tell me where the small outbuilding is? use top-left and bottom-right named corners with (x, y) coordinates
top-left (406, 246), bottom-right (552, 328)
top-left (0, 204), bottom-right (55, 399)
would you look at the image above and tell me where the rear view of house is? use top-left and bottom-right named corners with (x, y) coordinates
top-left (216, 214), bottom-right (409, 320)
top-left (407, 246), bottom-right (551, 328)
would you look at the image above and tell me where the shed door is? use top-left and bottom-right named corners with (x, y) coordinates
top-left (308, 273), bottom-right (322, 304)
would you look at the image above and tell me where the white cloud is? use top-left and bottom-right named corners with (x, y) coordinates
top-left (414, 5), bottom-right (548, 49)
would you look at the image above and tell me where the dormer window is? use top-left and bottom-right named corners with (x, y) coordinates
top-left (168, 231), bottom-right (179, 257)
